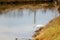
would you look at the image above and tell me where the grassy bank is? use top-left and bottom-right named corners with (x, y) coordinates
top-left (0, 3), bottom-right (57, 12)
top-left (0, 1), bottom-right (60, 13)
top-left (33, 16), bottom-right (60, 40)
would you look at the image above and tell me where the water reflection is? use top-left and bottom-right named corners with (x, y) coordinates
top-left (0, 9), bottom-right (60, 40)
top-left (34, 10), bottom-right (36, 25)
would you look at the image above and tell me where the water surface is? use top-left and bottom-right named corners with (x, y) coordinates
top-left (0, 9), bottom-right (59, 40)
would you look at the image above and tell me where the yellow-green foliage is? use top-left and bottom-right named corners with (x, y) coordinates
top-left (33, 16), bottom-right (60, 40)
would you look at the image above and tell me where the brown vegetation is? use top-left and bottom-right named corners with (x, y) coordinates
top-left (33, 16), bottom-right (60, 40)
top-left (0, 0), bottom-right (60, 12)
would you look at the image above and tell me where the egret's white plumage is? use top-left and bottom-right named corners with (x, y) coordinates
top-left (33, 24), bottom-right (45, 31)
top-left (36, 24), bottom-right (44, 27)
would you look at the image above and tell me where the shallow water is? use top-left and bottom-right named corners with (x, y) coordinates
top-left (0, 9), bottom-right (59, 40)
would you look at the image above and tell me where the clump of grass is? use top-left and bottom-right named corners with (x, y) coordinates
top-left (43, 3), bottom-right (55, 9)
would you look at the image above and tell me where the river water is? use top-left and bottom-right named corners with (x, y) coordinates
top-left (0, 9), bottom-right (59, 40)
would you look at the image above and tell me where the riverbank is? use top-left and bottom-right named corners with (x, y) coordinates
top-left (0, 2), bottom-right (60, 13)
top-left (33, 16), bottom-right (60, 40)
